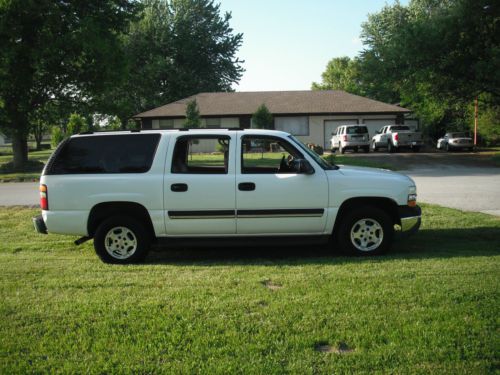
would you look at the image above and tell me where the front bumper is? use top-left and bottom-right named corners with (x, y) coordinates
top-left (397, 205), bottom-right (421, 235)
top-left (33, 215), bottom-right (48, 234)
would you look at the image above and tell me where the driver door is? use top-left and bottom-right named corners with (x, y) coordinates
top-left (235, 134), bottom-right (328, 235)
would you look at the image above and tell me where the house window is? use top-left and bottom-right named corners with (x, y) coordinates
top-left (159, 119), bottom-right (174, 129)
top-left (206, 118), bottom-right (221, 128)
top-left (274, 116), bottom-right (309, 136)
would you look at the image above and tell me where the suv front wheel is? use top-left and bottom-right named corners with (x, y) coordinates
top-left (337, 206), bottom-right (393, 256)
top-left (94, 216), bottom-right (151, 264)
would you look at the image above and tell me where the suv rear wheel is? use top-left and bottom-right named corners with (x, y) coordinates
top-left (337, 206), bottom-right (393, 256)
top-left (94, 216), bottom-right (151, 264)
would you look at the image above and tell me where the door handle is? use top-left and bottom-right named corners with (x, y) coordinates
top-left (238, 182), bottom-right (255, 191)
top-left (171, 183), bottom-right (188, 192)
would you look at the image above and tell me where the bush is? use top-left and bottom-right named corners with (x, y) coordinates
top-left (51, 127), bottom-right (64, 148)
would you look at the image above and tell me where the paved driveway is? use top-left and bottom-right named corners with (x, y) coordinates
top-left (0, 182), bottom-right (39, 206)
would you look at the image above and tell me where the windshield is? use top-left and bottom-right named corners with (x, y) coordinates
top-left (288, 135), bottom-right (336, 170)
top-left (346, 126), bottom-right (368, 134)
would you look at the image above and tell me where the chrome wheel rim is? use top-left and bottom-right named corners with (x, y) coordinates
top-left (104, 226), bottom-right (138, 259)
top-left (350, 218), bottom-right (383, 252)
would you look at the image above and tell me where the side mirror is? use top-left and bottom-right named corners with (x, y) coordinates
top-left (376, 130), bottom-right (381, 134)
top-left (293, 159), bottom-right (314, 175)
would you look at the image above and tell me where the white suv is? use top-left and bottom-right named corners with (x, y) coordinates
top-left (330, 125), bottom-right (370, 154)
top-left (33, 129), bottom-right (421, 263)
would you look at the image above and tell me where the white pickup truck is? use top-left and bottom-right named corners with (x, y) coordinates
top-left (33, 129), bottom-right (421, 263)
top-left (371, 125), bottom-right (423, 152)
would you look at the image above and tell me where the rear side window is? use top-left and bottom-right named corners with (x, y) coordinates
top-left (346, 126), bottom-right (368, 134)
top-left (47, 134), bottom-right (160, 174)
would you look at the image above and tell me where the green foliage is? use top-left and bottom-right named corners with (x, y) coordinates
top-left (252, 104), bottom-right (274, 129)
top-left (184, 99), bottom-right (201, 128)
top-left (312, 57), bottom-right (363, 95)
top-left (66, 113), bottom-right (89, 136)
top-left (315, 0), bottom-right (500, 143)
top-left (50, 127), bottom-right (64, 148)
top-left (97, 0), bottom-right (244, 127)
top-left (0, 0), bottom-right (138, 168)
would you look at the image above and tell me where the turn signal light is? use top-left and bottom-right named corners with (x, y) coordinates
top-left (408, 193), bottom-right (417, 207)
top-left (39, 184), bottom-right (48, 210)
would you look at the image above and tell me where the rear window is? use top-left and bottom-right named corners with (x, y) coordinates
top-left (46, 134), bottom-right (161, 175)
top-left (391, 126), bottom-right (410, 131)
top-left (346, 126), bottom-right (368, 134)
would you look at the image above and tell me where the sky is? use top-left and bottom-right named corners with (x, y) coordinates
top-left (217, 0), bottom-right (409, 92)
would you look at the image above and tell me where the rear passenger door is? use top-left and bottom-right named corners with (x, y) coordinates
top-left (163, 134), bottom-right (236, 235)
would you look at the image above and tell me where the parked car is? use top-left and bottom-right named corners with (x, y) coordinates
top-left (33, 129), bottom-right (421, 264)
top-left (330, 125), bottom-right (370, 153)
top-left (371, 125), bottom-right (423, 153)
top-left (437, 132), bottom-right (474, 151)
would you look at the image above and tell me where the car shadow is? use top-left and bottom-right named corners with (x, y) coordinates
top-left (144, 226), bottom-right (500, 266)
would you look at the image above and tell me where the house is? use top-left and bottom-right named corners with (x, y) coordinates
top-left (0, 132), bottom-right (9, 146)
top-left (133, 90), bottom-right (415, 149)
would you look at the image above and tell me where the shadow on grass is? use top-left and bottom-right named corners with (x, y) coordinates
top-left (145, 226), bottom-right (500, 266)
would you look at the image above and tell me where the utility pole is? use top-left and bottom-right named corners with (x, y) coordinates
top-left (474, 97), bottom-right (478, 146)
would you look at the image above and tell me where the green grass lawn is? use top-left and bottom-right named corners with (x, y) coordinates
top-left (0, 204), bottom-right (498, 373)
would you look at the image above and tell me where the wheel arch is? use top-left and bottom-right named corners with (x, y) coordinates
top-left (87, 201), bottom-right (156, 239)
top-left (332, 197), bottom-right (400, 235)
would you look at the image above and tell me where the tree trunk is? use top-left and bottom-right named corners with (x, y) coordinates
top-left (12, 133), bottom-right (28, 169)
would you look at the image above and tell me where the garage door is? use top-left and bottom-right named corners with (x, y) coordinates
top-left (362, 119), bottom-right (396, 139)
top-left (324, 120), bottom-right (358, 149)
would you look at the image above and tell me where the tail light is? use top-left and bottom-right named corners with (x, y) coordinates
top-left (39, 184), bottom-right (48, 210)
top-left (394, 133), bottom-right (399, 141)
top-left (343, 135), bottom-right (347, 142)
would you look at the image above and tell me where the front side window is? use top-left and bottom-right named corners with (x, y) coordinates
top-left (241, 136), bottom-right (303, 174)
top-left (171, 136), bottom-right (230, 174)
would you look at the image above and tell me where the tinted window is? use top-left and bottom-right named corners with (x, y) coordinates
top-left (346, 126), bottom-right (368, 134)
top-left (391, 126), bottom-right (410, 131)
top-left (47, 134), bottom-right (160, 174)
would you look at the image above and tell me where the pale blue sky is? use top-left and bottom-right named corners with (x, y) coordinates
top-left (218, 0), bottom-right (408, 91)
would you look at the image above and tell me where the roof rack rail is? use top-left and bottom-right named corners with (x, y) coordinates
top-left (176, 127), bottom-right (246, 131)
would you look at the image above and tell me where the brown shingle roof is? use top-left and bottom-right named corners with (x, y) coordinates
top-left (133, 90), bottom-right (410, 118)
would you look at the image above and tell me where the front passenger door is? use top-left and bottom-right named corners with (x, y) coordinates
top-left (236, 134), bottom-right (328, 235)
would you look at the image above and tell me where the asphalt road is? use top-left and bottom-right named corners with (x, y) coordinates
top-left (1, 153), bottom-right (499, 216)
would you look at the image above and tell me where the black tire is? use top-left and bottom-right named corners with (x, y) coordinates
top-left (337, 206), bottom-right (393, 256)
top-left (363, 146), bottom-right (370, 153)
top-left (94, 216), bottom-right (151, 264)
top-left (412, 146), bottom-right (420, 152)
top-left (371, 141), bottom-right (378, 152)
top-left (445, 143), bottom-right (449, 152)
top-left (339, 142), bottom-right (345, 154)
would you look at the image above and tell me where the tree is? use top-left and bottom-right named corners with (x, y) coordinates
top-left (67, 114), bottom-right (90, 136)
top-left (252, 104), bottom-right (273, 129)
top-left (0, 0), bottom-right (138, 168)
top-left (184, 99), bottom-right (201, 128)
top-left (96, 0), bottom-right (244, 128)
top-left (312, 57), bottom-right (364, 95)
